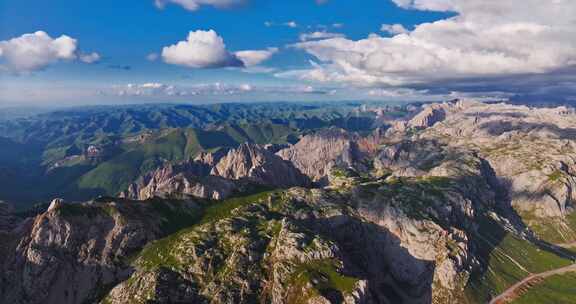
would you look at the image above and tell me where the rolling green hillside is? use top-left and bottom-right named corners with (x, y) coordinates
top-left (0, 101), bottom-right (411, 207)
top-left (0, 123), bottom-right (303, 206)
top-left (0, 102), bottom-right (377, 145)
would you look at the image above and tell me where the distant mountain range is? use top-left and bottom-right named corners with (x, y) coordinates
top-left (0, 102), bottom-right (402, 206)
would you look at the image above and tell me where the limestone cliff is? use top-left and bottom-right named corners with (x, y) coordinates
top-left (277, 128), bottom-right (364, 185)
top-left (122, 144), bottom-right (310, 201)
top-left (212, 143), bottom-right (311, 188)
top-left (0, 197), bottom-right (201, 304)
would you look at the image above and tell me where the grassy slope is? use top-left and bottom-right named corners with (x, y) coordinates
top-left (76, 129), bottom-right (192, 196)
top-left (136, 190), bottom-right (278, 270)
top-left (287, 259), bottom-right (359, 304)
top-left (511, 272), bottom-right (576, 304)
top-left (520, 210), bottom-right (576, 244)
top-left (464, 216), bottom-right (573, 304)
top-left (75, 123), bottom-right (300, 198)
top-left (0, 121), bottom-right (301, 206)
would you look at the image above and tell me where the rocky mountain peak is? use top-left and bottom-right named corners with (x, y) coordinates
top-left (407, 100), bottom-right (473, 130)
top-left (121, 143), bottom-right (310, 201)
top-left (0, 198), bottom-right (197, 304)
top-left (277, 128), bottom-right (363, 185)
top-left (47, 198), bottom-right (65, 212)
top-left (212, 143), bottom-right (310, 188)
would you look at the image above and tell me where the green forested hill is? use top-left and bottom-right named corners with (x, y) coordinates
top-left (0, 123), bottom-right (302, 206)
top-left (0, 102), bottom-right (401, 207)
top-left (0, 102), bottom-right (369, 143)
top-left (74, 124), bottom-right (296, 197)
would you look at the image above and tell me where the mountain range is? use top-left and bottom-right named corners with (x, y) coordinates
top-left (0, 102), bottom-right (391, 206)
top-left (1, 100), bottom-right (576, 304)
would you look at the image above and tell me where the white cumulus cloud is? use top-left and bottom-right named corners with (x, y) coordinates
top-left (161, 30), bottom-right (277, 68)
top-left (154, 0), bottom-right (244, 11)
top-left (161, 30), bottom-right (243, 68)
top-left (0, 31), bottom-right (100, 72)
top-left (288, 0), bottom-right (576, 88)
top-left (0, 31), bottom-right (77, 72)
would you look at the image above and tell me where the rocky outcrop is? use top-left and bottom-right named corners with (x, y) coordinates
top-left (123, 173), bottom-right (236, 201)
top-left (104, 156), bottom-right (499, 304)
top-left (408, 105), bottom-right (447, 130)
top-left (374, 139), bottom-right (446, 177)
top-left (0, 197), bottom-right (201, 304)
top-left (103, 188), bottom-right (440, 304)
top-left (408, 100), bottom-right (474, 130)
top-left (212, 143), bottom-right (310, 188)
top-left (415, 101), bottom-right (576, 218)
top-left (277, 128), bottom-right (364, 185)
top-left (122, 143), bottom-right (310, 201)
top-left (120, 160), bottom-right (237, 200)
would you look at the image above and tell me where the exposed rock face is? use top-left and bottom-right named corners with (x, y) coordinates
top-left (374, 140), bottom-right (446, 177)
top-left (385, 100), bottom-right (472, 135)
top-left (408, 105), bottom-right (447, 130)
top-left (358, 150), bottom-right (501, 302)
top-left (0, 198), bottom-right (201, 304)
top-left (277, 128), bottom-right (363, 185)
top-left (212, 143), bottom-right (310, 188)
top-left (121, 161), bottom-right (236, 200)
top-left (47, 198), bottom-right (64, 212)
top-left (415, 101), bottom-right (576, 218)
top-left (103, 154), bottom-right (499, 304)
top-left (122, 143), bottom-right (310, 201)
top-left (103, 189), bottom-right (432, 304)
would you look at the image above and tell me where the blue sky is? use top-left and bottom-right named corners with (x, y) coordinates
top-left (0, 0), bottom-right (575, 106)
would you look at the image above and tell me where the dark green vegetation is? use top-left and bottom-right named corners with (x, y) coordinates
top-left (0, 102), bottom-right (406, 208)
top-left (0, 102), bottom-right (384, 143)
top-left (0, 125), bottom-right (293, 206)
top-left (512, 272), bottom-right (576, 304)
